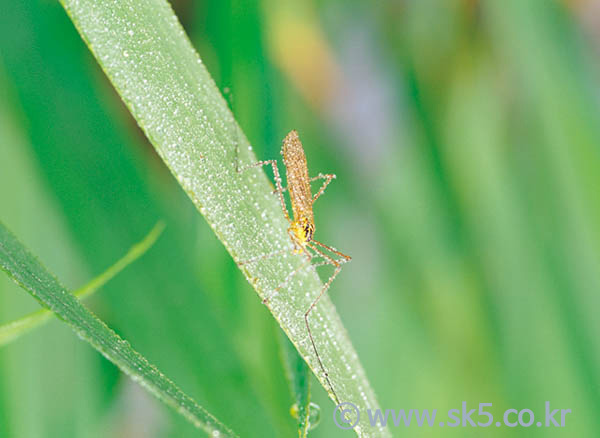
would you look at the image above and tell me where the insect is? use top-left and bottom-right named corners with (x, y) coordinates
top-left (236, 130), bottom-right (351, 404)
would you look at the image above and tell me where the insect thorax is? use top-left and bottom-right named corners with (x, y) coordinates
top-left (290, 216), bottom-right (315, 245)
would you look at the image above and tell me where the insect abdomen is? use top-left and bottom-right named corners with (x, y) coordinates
top-left (282, 130), bottom-right (313, 223)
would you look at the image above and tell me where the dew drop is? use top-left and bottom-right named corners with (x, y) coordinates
top-left (307, 402), bottom-right (322, 430)
top-left (289, 402), bottom-right (321, 431)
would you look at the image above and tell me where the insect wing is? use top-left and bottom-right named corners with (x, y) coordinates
top-left (282, 130), bottom-right (313, 223)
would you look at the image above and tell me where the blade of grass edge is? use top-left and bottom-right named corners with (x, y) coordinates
top-left (58, 0), bottom-right (387, 435)
top-left (0, 221), bottom-right (238, 438)
top-left (0, 221), bottom-right (165, 347)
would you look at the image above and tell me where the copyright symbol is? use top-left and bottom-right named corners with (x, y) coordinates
top-left (333, 402), bottom-right (360, 430)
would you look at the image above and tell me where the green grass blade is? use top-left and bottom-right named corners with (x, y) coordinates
top-left (279, 332), bottom-right (314, 437)
top-left (58, 1), bottom-right (387, 435)
top-left (0, 221), bottom-right (165, 347)
top-left (0, 221), bottom-right (237, 438)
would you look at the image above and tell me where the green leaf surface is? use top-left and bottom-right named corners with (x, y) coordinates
top-left (58, 0), bottom-right (387, 436)
top-left (0, 221), bottom-right (164, 347)
top-left (0, 2), bottom-right (283, 435)
top-left (0, 221), bottom-right (237, 438)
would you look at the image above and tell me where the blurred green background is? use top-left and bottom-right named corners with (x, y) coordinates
top-left (1, 0), bottom-right (599, 436)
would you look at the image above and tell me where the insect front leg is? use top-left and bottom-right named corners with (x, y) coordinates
top-left (236, 159), bottom-right (290, 222)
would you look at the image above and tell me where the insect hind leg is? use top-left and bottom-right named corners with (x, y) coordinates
top-left (311, 173), bottom-right (336, 203)
top-left (304, 263), bottom-right (343, 405)
top-left (302, 241), bottom-right (350, 405)
top-left (274, 173), bottom-right (336, 200)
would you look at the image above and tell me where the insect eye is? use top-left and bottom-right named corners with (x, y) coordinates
top-left (304, 224), bottom-right (313, 239)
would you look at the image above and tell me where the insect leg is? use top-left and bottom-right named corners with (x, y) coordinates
top-left (225, 90), bottom-right (285, 219)
top-left (237, 159), bottom-right (290, 222)
top-left (311, 173), bottom-right (336, 203)
top-left (275, 173), bottom-right (336, 198)
top-left (240, 244), bottom-right (324, 304)
top-left (310, 240), bottom-right (351, 263)
top-left (237, 247), bottom-right (292, 267)
top-left (302, 241), bottom-right (351, 405)
top-left (223, 87), bottom-right (241, 168)
top-left (304, 260), bottom-right (343, 404)
top-left (236, 246), bottom-right (296, 305)
top-left (264, 242), bottom-right (342, 303)
top-left (263, 250), bottom-right (313, 304)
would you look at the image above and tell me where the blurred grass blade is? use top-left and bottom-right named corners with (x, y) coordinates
top-left (280, 332), bottom-right (314, 437)
top-left (0, 221), bottom-right (165, 347)
top-left (0, 221), bottom-right (237, 438)
top-left (58, 1), bottom-right (387, 434)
